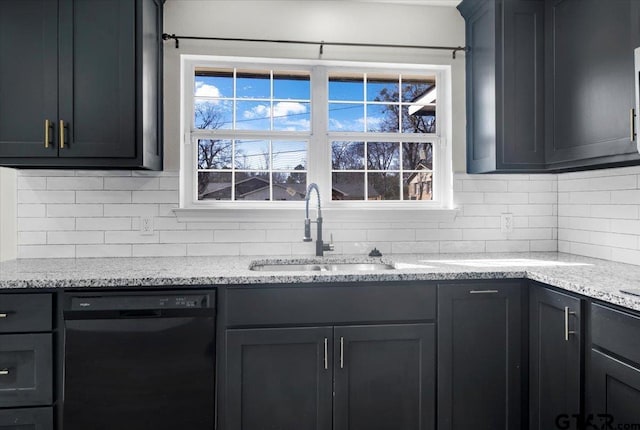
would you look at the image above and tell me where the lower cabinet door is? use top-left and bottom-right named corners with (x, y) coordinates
top-left (0, 334), bottom-right (52, 407)
top-left (529, 286), bottom-right (582, 430)
top-left (333, 324), bottom-right (435, 430)
top-left (225, 327), bottom-right (333, 430)
top-left (0, 407), bottom-right (52, 429)
top-left (590, 349), bottom-right (640, 429)
top-left (437, 282), bottom-right (524, 430)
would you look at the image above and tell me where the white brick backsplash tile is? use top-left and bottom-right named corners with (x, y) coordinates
top-left (17, 177), bottom-right (46, 190)
top-left (76, 245), bottom-right (132, 258)
top-left (611, 190), bottom-right (640, 205)
top-left (159, 204), bottom-right (179, 217)
top-left (104, 177), bottom-right (160, 191)
top-left (132, 190), bottom-right (177, 204)
top-left (485, 192), bottom-right (529, 204)
top-left (392, 241), bottom-right (440, 254)
top-left (558, 229), bottom-right (587, 243)
top-left (214, 230), bottom-right (266, 243)
top-left (17, 204), bottom-right (46, 218)
top-left (513, 217), bottom-right (529, 228)
top-left (47, 204), bottom-right (103, 217)
top-left (391, 222), bottom-right (439, 230)
top-left (439, 216), bottom-right (488, 229)
top-left (568, 191), bottom-right (611, 204)
top-left (510, 228), bottom-right (554, 240)
top-left (331, 229), bottom-right (367, 242)
top-left (590, 205), bottom-right (638, 220)
top-left (77, 191), bottom-right (131, 204)
top-left (558, 216), bottom-right (611, 232)
top-left (239, 242), bottom-right (291, 256)
top-left (18, 218), bottom-right (75, 232)
top-left (589, 232), bottom-right (638, 250)
top-left (508, 180), bottom-right (555, 192)
top-left (186, 222), bottom-right (240, 230)
top-left (610, 219), bottom-right (640, 236)
top-left (485, 241), bottom-right (530, 252)
top-left (18, 232), bottom-right (46, 245)
top-left (367, 229), bottom-right (415, 242)
top-left (75, 170), bottom-right (132, 177)
top-left (105, 231), bottom-right (159, 244)
top-left (153, 217), bottom-right (186, 231)
top-left (567, 242), bottom-right (612, 260)
top-left (558, 204), bottom-right (589, 217)
top-left (415, 229), bottom-right (463, 241)
top-left (529, 193), bottom-right (557, 204)
top-left (47, 177), bottom-right (103, 190)
top-left (18, 245), bottom-right (75, 259)
top-left (103, 204), bottom-right (158, 217)
top-left (508, 205), bottom-right (554, 216)
top-left (453, 192), bottom-right (484, 205)
top-left (132, 244), bottom-right (187, 257)
top-left (159, 177), bottom-right (179, 190)
top-left (558, 241), bottom-right (571, 253)
top-left (340, 242), bottom-right (392, 255)
top-left (529, 216), bottom-right (557, 228)
top-left (611, 248), bottom-right (640, 266)
top-left (48, 231), bottom-right (104, 245)
top-left (530, 240), bottom-right (558, 252)
top-left (589, 175), bottom-right (637, 191)
top-left (463, 204), bottom-right (508, 216)
top-left (18, 190), bottom-right (75, 204)
top-left (558, 178), bottom-right (590, 192)
top-left (76, 218), bottom-right (131, 231)
top-left (265, 229), bottom-right (305, 242)
top-left (439, 240), bottom-right (486, 253)
top-left (160, 231), bottom-right (213, 243)
top-left (18, 169), bottom-right (71, 177)
top-left (462, 180), bottom-right (508, 192)
top-left (462, 229), bottom-right (505, 241)
top-left (187, 243), bottom-right (240, 256)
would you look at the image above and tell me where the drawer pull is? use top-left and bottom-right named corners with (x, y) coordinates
top-left (0, 369), bottom-right (9, 376)
top-left (323, 338), bottom-right (328, 370)
top-left (564, 306), bottom-right (577, 341)
top-left (340, 336), bottom-right (344, 369)
top-left (469, 290), bottom-right (499, 294)
top-left (0, 312), bottom-right (9, 318)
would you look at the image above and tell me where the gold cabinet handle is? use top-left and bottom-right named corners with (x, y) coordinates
top-left (0, 313), bottom-right (8, 318)
top-left (59, 120), bottom-right (66, 149)
top-left (0, 369), bottom-right (9, 376)
top-left (44, 119), bottom-right (51, 148)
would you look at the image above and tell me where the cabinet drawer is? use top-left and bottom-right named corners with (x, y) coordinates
top-left (0, 334), bottom-right (52, 407)
top-left (0, 407), bottom-right (52, 429)
top-left (0, 294), bottom-right (52, 333)
top-left (226, 283), bottom-right (436, 327)
top-left (591, 303), bottom-right (640, 366)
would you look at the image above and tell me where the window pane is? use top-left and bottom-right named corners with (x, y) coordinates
top-left (273, 102), bottom-right (311, 131)
top-left (273, 141), bottom-right (307, 170)
top-left (235, 140), bottom-right (269, 170)
top-left (402, 77), bottom-right (434, 103)
top-left (332, 172), bottom-right (364, 200)
top-left (332, 141), bottom-right (364, 170)
top-left (274, 173), bottom-right (307, 200)
top-left (235, 172), bottom-right (270, 200)
top-left (367, 142), bottom-right (399, 170)
top-left (368, 172), bottom-right (400, 200)
top-left (236, 70), bottom-right (270, 99)
top-left (198, 172), bottom-right (232, 201)
top-left (236, 101), bottom-right (271, 130)
top-left (367, 104), bottom-right (399, 133)
top-left (329, 103), bottom-right (364, 132)
top-left (402, 105), bottom-right (435, 133)
top-left (194, 100), bottom-right (233, 130)
top-left (198, 139), bottom-right (233, 169)
top-left (329, 75), bottom-right (364, 101)
top-left (274, 72), bottom-right (310, 100)
top-left (195, 69), bottom-right (233, 98)
top-left (403, 171), bottom-right (433, 201)
top-left (402, 142), bottom-right (433, 170)
top-left (367, 75), bottom-right (399, 102)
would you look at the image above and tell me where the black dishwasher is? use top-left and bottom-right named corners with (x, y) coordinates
top-left (62, 290), bottom-right (216, 430)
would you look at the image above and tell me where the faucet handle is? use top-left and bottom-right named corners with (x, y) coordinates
top-left (324, 233), bottom-right (335, 252)
top-left (303, 218), bottom-right (312, 242)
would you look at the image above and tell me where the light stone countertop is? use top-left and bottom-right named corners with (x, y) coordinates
top-left (0, 252), bottom-right (639, 312)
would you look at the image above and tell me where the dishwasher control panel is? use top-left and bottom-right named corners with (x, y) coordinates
top-left (69, 293), bottom-right (212, 311)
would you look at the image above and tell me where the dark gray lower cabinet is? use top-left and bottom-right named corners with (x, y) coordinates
top-left (225, 324), bottom-right (435, 430)
top-left (529, 286), bottom-right (582, 430)
top-left (333, 324), bottom-right (435, 430)
top-left (0, 407), bottom-right (52, 429)
top-left (437, 282), bottom-right (524, 430)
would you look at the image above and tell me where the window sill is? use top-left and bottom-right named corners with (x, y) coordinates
top-left (173, 206), bottom-right (459, 224)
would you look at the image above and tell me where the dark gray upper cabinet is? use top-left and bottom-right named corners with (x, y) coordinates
top-left (545, 0), bottom-right (640, 170)
top-left (0, 0), bottom-right (163, 169)
top-left (458, 0), bottom-right (546, 173)
top-left (438, 281), bottom-right (525, 430)
top-left (529, 285), bottom-right (582, 430)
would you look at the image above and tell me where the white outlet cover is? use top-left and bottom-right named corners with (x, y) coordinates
top-left (140, 216), bottom-right (154, 235)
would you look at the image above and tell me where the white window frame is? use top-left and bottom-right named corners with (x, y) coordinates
top-left (177, 55), bottom-right (456, 223)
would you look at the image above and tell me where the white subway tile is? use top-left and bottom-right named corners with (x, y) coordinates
top-left (265, 229), bottom-right (307, 242)
top-left (103, 204), bottom-right (158, 217)
top-left (439, 216), bottom-right (488, 229)
top-left (453, 192), bottom-right (484, 205)
top-left (214, 230), bottom-right (266, 243)
top-left (611, 190), bottom-right (640, 205)
top-left (392, 241), bottom-right (440, 254)
top-left (186, 222), bottom-right (240, 230)
top-left (588, 175), bottom-right (637, 191)
top-left (340, 242), bottom-right (392, 255)
top-left (17, 177), bottom-right (46, 190)
top-left (239, 242), bottom-right (291, 256)
top-left (47, 177), bottom-right (103, 190)
top-left (558, 178), bottom-right (590, 192)
top-left (76, 217), bottom-right (131, 231)
top-left (610, 219), bottom-right (640, 235)
top-left (510, 228), bottom-right (554, 240)
top-left (508, 180), bottom-right (554, 192)
top-left (18, 169), bottom-right (72, 177)
top-left (463, 204), bottom-right (508, 216)
top-left (530, 240), bottom-right (558, 252)
top-left (105, 231), bottom-right (159, 244)
top-left (77, 191), bottom-right (131, 204)
top-left (75, 170), bottom-right (131, 177)
top-left (439, 241), bottom-right (486, 253)
top-left (590, 205), bottom-right (638, 220)
top-left (159, 177), bottom-right (179, 190)
top-left (18, 190), bottom-right (75, 204)
top-left (104, 177), bottom-right (160, 191)
top-left (48, 231), bottom-right (104, 245)
top-left (529, 192), bottom-right (557, 204)
top-left (557, 204), bottom-right (590, 217)
top-left (611, 248), bottom-right (640, 266)
top-left (508, 205), bottom-right (554, 216)
top-left (529, 216), bottom-right (557, 228)
top-left (132, 190), bottom-right (177, 204)
top-left (18, 218), bottom-right (75, 232)
top-left (187, 243), bottom-right (240, 256)
top-left (159, 204), bottom-right (179, 217)
top-left (367, 229), bottom-right (415, 242)
top-left (558, 216), bottom-right (611, 232)
top-left (132, 244), bottom-right (187, 257)
top-left (160, 231), bottom-right (213, 243)
top-left (18, 232), bottom-right (47, 245)
top-left (589, 232), bottom-right (638, 250)
top-left (76, 245), bottom-right (132, 258)
top-left (558, 229), bottom-right (588, 243)
top-left (18, 245), bottom-right (75, 259)
top-left (153, 217), bottom-right (186, 231)
top-left (485, 241), bottom-right (530, 252)
top-left (415, 229), bottom-right (463, 241)
top-left (568, 242), bottom-right (613, 260)
top-left (462, 180), bottom-right (508, 192)
top-left (47, 204), bottom-right (103, 217)
top-left (17, 204), bottom-right (46, 218)
top-left (462, 229), bottom-right (505, 241)
top-left (568, 191), bottom-right (611, 205)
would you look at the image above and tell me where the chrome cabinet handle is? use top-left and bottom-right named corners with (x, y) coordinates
top-left (323, 338), bottom-right (328, 370)
top-left (470, 290), bottom-right (499, 294)
top-left (564, 306), bottom-right (576, 341)
top-left (340, 337), bottom-right (344, 369)
top-left (0, 369), bottom-right (9, 376)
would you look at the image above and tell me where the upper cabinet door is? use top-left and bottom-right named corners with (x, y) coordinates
top-left (545, 0), bottom-right (640, 168)
top-left (58, 0), bottom-right (136, 159)
top-left (0, 0), bottom-right (58, 158)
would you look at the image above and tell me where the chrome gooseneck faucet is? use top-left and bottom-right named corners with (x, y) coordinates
top-left (303, 183), bottom-right (334, 256)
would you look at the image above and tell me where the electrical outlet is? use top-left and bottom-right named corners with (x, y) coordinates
top-left (140, 216), bottom-right (154, 236)
top-left (500, 213), bottom-right (514, 233)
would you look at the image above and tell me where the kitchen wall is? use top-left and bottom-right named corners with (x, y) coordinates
top-left (0, 167), bottom-right (16, 261)
top-left (558, 165), bottom-right (640, 266)
top-left (14, 170), bottom-right (557, 258)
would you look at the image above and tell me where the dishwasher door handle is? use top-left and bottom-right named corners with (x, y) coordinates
top-left (118, 309), bottom-right (163, 318)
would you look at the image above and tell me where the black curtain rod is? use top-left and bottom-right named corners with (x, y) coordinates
top-left (161, 33), bottom-right (467, 59)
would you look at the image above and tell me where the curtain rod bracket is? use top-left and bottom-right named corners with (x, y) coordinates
top-left (162, 33), bottom-right (179, 49)
top-left (319, 41), bottom-right (324, 56)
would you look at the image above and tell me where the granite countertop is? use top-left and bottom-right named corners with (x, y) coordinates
top-left (1, 252), bottom-right (639, 311)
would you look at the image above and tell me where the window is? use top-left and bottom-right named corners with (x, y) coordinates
top-left (181, 57), bottom-right (450, 213)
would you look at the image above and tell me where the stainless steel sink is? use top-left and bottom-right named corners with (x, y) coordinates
top-left (250, 261), bottom-right (395, 272)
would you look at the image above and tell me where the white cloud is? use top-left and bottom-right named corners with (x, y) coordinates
top-left (195, 82), bottom-right (222, 98)
top-left (242, 102), bottom-right (308, 120)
